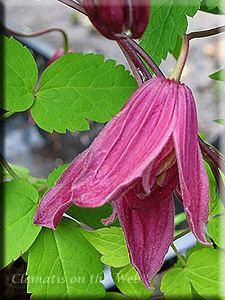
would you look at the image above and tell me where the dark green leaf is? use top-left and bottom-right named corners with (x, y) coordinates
top-left (0, 36), bottom-right (38, 111)
top-left (79, 226), bottom-right (130, 268)
top-left (31, 53), bottom-right (137, 133)
top-left (27, 217), bottom-right (105, 299)
top-left (3, 180), bottom-right (41, 268)
top-left (140, 0), bottom-right (201, 66)
top-left (66, 202), bottom-right (120, 229)
top-left (111, 265), bottom-right (154, 299)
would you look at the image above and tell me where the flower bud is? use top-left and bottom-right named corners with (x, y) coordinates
top-left (83, 0), bottom-right (150, 39)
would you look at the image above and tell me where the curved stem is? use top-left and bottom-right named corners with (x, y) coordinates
top-left (173, 228), bottom-right (191, 242)
top-left (0, 152), bottom-right (20, 180)
top-left (169, 34), bottom-right (189, 82)
top-left (57, 0), bottom-right (87, 15)
top-left (171, 243), bottom-right (187, 268)
top-left (127, 38), bottom-right (165, 77)
top-left (188, 25), bottom-right (225, 41)
top-left (3, 25), bottom-right (69, 53)
top-left (0, 111), bottom-right (15, 121)
top-left (119, 39), bottom-right (152, 81)
top-left (117, 42), bottom-right (143, 86)
top-left (198, 136), bottom-right (225, 176)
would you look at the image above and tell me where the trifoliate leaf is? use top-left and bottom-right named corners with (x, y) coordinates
top-left (27, 218), bottom-right (105, 299)
top-left (140, 0), bottom-right (201, 66)
top-left (210, 68), bottom-right (225, 82)
top-left (111, 265), bottom-right (154, 299)
top-left (3, 180), bottom-right (41, 268)
top-left (186, 248), bottom-right (224, 299)
top-left (31, 53), bottom-right (137, 133)
top-left (79, 226), bottom-right (130, 268)
top-left (0, 36), bottom-right (38, 111)
top-left (161, 267), bottom-right (192, 299)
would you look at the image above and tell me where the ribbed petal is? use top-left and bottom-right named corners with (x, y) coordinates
top-left (72, 78), bottom-right (178, 207)
top-left (116, 193), bottom-right (175, 289)
top-left (33, 148), bottom-right (91, 228)
top-left (173, 83), bottom-right (210, 244)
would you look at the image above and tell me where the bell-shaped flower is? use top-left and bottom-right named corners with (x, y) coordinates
top-left (83, 0), bottom-right (150, 39)
top-left (33, 77), bottom-right (210, 288)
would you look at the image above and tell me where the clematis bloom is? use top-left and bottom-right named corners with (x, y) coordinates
top-left (33, 77), bottom-right (210, 288)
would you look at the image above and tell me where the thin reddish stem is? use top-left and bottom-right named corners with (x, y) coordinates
top-left (57, 0), bottom-right (87, 15)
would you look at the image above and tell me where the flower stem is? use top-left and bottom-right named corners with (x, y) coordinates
top-left (118, 39), bottom-right (151, 81)
top-left (117, 42), bottom-right (144, 86)
top-left (127, 38), bottom-right (165, 77)
top-left (3, 25), bottom-right (69, 53)
top-left (198, 136), bottom-right (225, 176)
top-left (0, 152), bottom-right (20, 180)
top-left (171, 243), bottom-right (187, 268)
top-left (169, 34), bottom-right (189, 82)
top-left (0, 111), bottom-right (15, 121)
top-left (173, 228), bottom-right (191, 242)
top-left (188, 25), bottom-right (225, 41)
top-left (57, 0), bottom-right (87, 15)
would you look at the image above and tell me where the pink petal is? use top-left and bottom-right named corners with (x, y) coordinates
top-left (116, 193), bottom-right (175, 289)
top-left (71, 78), bottom-right (178, 207)
top-left (173, 83), bottom-right (210, 244)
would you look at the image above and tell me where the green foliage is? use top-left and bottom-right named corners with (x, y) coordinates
top-left (174, 212), bottom-right (186, 226)
top-left (161, 248), bottom-right (223, 299)
top-left (27, 218), bottom-right (105, 299)
top-left (31, 53), bottom-right (137, 133)
top-left (0, 36), bottom-right (38, 111)
top-left (200, 0), bottom-right (225, 14)
top-left (210, 68), bottom-right (225, 82)
top-left (47, 164), bottom-right (69, 188)
top-left (140, 0), bottom-right (201, 66)
top-left (111, 265), bottom-right (154, 299)
top-left (1, 163), bottom-right (30, 181)
top-left (103, 293), bottom-right (129, 299)
top-left (214, 119), bottom-right (225, 126)
top-left (3, 180), bottom-right (41, 268)
top-left (79, 226), bottom-right (129, 268)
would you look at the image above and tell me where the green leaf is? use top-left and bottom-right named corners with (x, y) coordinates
top-left (67, 202), bottom-right (120, 229)
top-left (3, 180), bottom-right (41, 268)
top-left (79, 226), bottom-right (130, 268)
top-left (31, 53), bottom-right (137, 133)
top-left (174, 212), bottom-right (186, 227)
top-left (140, 0), bottom-right (201, 66)
top-left (47, 164), bottom-right (69, 189)
top-left (214, 119), bottom-right (225, 126)
top-left (161, 267), bottom-right (192, 299)
top-left (0, 36), bottom-right (38, 111)
top-left (210, 68), bottom-right (225, 82)
top-left (27, 217), bottom-right (105, 299)
top-left (200, 0), bottom-right (225, 14)
top-left (111, 265), bottom-right (154, 299)
top-left (186, 248), bottom-right (224, 299)
top-left (1, 163), bottom-right (30, 181)
top-left (103, 292), bottom-right (129, 299)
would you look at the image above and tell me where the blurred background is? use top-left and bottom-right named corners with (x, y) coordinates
top-left (2, 0), bottom-right (225, 179)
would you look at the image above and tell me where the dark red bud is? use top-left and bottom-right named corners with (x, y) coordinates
top-left (83, 0), bottom-right (150, 40)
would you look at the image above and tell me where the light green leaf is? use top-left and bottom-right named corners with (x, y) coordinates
top-left (3, 180), bottom-right (41, 268)
top-left (31, 53), bottom-right (137, 133)
top-left (67, 203), bottom-right (120, 229)
top-left (103, 292), bottom-right (129, 299)
top-left (161, 267), bottom-right (192, 299)
top-left (0, 36), bottom-right (38, 111)
top-left (27, 217), bottom-right (105, 299)
top-left (210, 68), bottom-right (225, 82)
top-left (1, 163), bottom-right (30, 181)
top-left (214, 119), bottom-right (225, 126)
top-left (111, 265), bottom-right (154, 299)
top-left (174, 212), bottom-right (186, 227)
top-left (79, 226), bottom-right (130, 268)
top-left (200, 0), bottom-right (225, 14)
top-left (140, 0), bottom-right (201, 66)
top-left (47, 164), bottom-right (69, 189)
top-left (186, 248), bottom-right (224, 299)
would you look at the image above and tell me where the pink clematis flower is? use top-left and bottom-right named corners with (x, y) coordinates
top-left (33, 77), bottom-right (210, 288)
